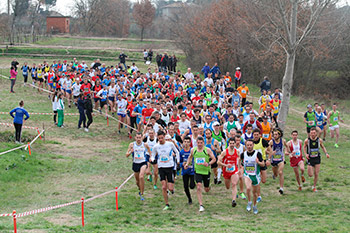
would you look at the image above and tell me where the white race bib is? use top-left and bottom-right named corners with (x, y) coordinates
top-left (195, 158), bottom-right (205, 165)
top-left (263, 134), bottom-right (269, 139)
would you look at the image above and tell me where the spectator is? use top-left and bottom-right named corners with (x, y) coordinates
top-left (10, 66), bottom-right (17, 93)
top-left (234, 67), bottom-right (241, 89)
top-left (11, 58), bottom-right (19, 71)
top-left (156, 53), bottom-right (162, 71)
top-left (10, 100), bottom-right (29, 144)
top-left (92, 59), bottom-right (101, 70)
top-left (260, 76), bottom-right (271, 93)
top-left (167, 55), bottom-right (172, 73)
top-left (209, 63), bottom-right (221, 76)
top-left (184, 68), bottom-right (194, 81)
top-left (171, 55), bottom-right (177, 73)
top-left (148, 49), bottom-right (153, 62)
top-left (161, 53), bottom-right (168, 72)
top-left (201, 62), bottom-right (210, 78)
top-left (119, 52), bottom-right (128, 70)
top-left (143, 49), bottom-right (148, 63)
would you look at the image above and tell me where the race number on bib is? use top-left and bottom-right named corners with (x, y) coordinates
top-left (160, 156), bottom-right (169, 163)
top-left (263, 134), bottom-right (269, 139)
top-left (246, 165), bottom-right (255, 174)
top-left (273, 154), bottom-right (282, 160)
top-left (308, 121), bottom-right (315, 126)
top-left (295, 151), bottom-right (300, 157)
top-left (317, 121), bottom-right (323, 126)
top-left (195, 158), bottom-right (205, 165)
top-left (227, 165), bottom-right (235, 173)
top-left (334, 117), bottom-right (338, 122)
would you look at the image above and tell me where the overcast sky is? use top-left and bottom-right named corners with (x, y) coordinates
top-left (0, 0), bottom-right (349, 16)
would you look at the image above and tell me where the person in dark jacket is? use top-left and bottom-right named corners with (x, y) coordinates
top-left (84, 95), bottom-right (93, 132)
top-left (161, 53), bottom-right (168, 72)
top-left (119, 52), bottom-right (128, 70)
top-left (11, 58), bottom-right (19, 71)
top-left (167, 55), bottom-right (172, 73)
top-left (10, 100), bottom-right (30, 144)
top-left (171, 55), bottom-right (177, 73)
top-left (260, 76), bottom-right (271, 93)
top-left (148, 49), bottom-right (153, 62)
top-left (201, 63), bottom-right (210, 78)
top-left (77, 93), bottom-right (86, 129)
top-left (156, 53), bottom-right (162, 71)
top-left (209, 63), bottom-right (221, 76)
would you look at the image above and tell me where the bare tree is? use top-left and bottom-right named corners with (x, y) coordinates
top-left (133, 0), bottom-right (155, 41)
top-left (73, 0), bottom-right (130, 36)
top-left (251, 0), bottom-right (340, 130)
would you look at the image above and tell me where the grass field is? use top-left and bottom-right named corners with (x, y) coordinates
top-left (0, 56), bottom-right (350, 232)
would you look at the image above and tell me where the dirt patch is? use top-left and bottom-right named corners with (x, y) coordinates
top-left (45, 213), bottom-right (79, 227)
top-left (46, 136), bottom-right (119, 161)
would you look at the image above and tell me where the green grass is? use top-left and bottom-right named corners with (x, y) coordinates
top-left (34, 36), bottom-right (180, 52)
top-left (0, 56), bottom-right (350, 232)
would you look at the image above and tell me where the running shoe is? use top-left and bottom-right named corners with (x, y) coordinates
top-left (217, 180), bottom-right (222, 185)
top-left (232, 200), bottom-right (237, 207)
top-left (246, 202), bottom-right (252, 212)
top-left (214, 178), bottom-right (218, 184)
top-left (149, 175), bottom-right (152, 182)
top-left (334, 144), bottom-right (339, 148)
top-left (272, 174), bottom-right (276, 180)
top-left (147, 175), bottom-right (150, 181)
top-left (153, 185), bottom-right (158, 190)
top-left (188, 199), bottom-right (192, 205)
top-left (163, 205), bottom-right (170, 211)
top-left (323, 138), bottom-right (326, 142)
top-left (279, 188), bottom-right (284, 195)
top-left (240, 192), bottom-right (247, 200)
top-left (139, 192), bottom-right (145, 201)
top-left (257, 196), bottom-right (262, 203)
top-left (199, 205), bottom-right (205, 212)
top-left (301, 175), bottom-right (306, 183)
top-left (298, 186), bottom-right (302, 191)
top-left (253, 206), bottom-right (258, 215)
top-left (84, 128), bottom-right (89, 132)
top-left (312, 187), bottom-right (318, 192)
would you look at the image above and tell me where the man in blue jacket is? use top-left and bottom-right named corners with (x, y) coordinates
top-left (10, 100), bottom-right (30, 144)
top-left (210, 63), bottom-right (221, 76)
top-left (201, 63), bottom-right (210, 78)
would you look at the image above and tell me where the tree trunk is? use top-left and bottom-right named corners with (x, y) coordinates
top-left (140, 27), bottom-right (144, 41)
top-left (278, 52), bottom-right (296, 131)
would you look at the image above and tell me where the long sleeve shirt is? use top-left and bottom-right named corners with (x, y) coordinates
top-left (10, 107), bottom-right (29, 124)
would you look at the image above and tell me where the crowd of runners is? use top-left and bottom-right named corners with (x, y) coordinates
top-left (8, 56), bottom-right (345, 214)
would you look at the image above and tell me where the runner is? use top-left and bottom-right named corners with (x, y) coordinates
top-left (304, 104), bottom-right (316, 137)
top-left (327, 103), bottom-right (344, 148)
top-left (116, 94), bottom-right (128, 134)
top-left (180, 137), bottom-right (195, 204)
top-left (151, 131), bottom-right (180, 210)
top-left (287, 130), bottom-right (305, 191)
top-left (108, 80), bottom-right (118, 115)
top-left (204, 128), bottom-right (221, 184)
top-left (184, 136), bottom-right (216, 212)
top-left (143, 129), bottom-right (159, 190)
top-left (315, 106), bottom-right (326, 138)
top-left (218, 137), bottom-right (240, 207)
top-left (303, 127), bottom-right (330, 192)
top-left (321, 103), bottom-right (328, 141)
top-left (242, 140), bottom-right (264, 214)
top-left (97, 85), bottom-right (109, 117)
top-left (252, 128), bottom-right (270, 202)
top-left (126, 132), bottom-right (152, 201)
top-left (268, 128), bottom-right (288, 194)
